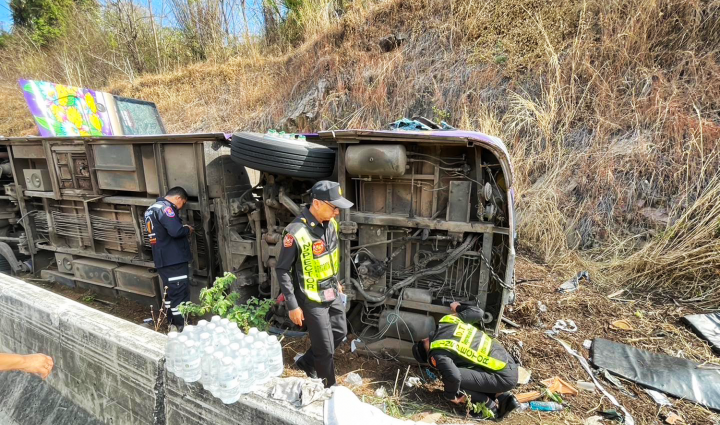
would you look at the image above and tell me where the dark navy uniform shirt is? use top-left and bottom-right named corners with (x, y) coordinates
top-left (144, 198), bottom-right (192, 268)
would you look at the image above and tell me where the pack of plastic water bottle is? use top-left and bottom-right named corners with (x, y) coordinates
top-left (164, 315), bottom-right (284, 404)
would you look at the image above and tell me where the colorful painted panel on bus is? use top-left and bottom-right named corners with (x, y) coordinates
top-left (19, 79), bottom-right (114, 137)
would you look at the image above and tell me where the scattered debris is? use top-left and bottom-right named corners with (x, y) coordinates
top-left (598, 369), bottom-right (636, 397)
top-left (634, 311), bottom-right (644, 319)
top-left (345, 372), bottom-right (363, 387)
top-left (576, 381), bottom-right (596, 392)
top-left (558, 271), bottom-right (589, 293)
top-left (645, 388), bottom-right (673, 407)
top-left (583, 339), bottom-right (593, 350)
top-left (270, 377), bottom-right (332, 407)
top-left (591, 338), bottom-right (720, 411)
top-left (552, 319), bottom-right (578, 334)
top-left (517, 366), bottom-right (531, 385)
top-left (404, 377), bottom-right (421, 388)
top-left (528, 401), bottom-right (564, 411)
top-left (584, 416), bottom-right (605, 425)
top-left (374, 386), bottom-right (387, 398)
top-left (607, 289), bottom-right (626, 299)
top-left (502, 317), bottom-right (521, 328)
top-left (516, 391), bottom-right (542, 403)
top-left (541, 376), bottom-right (579, 396)
top-left (350, 339), bottom-right (361, 353)
top-left (600, 409), bottom-right (624, 422)
top-left (537, 301), bottom-right (548, 313)
top-left (610, 319), bottom-right (634, 331)
top-left (681, 312), bottom-right (720, 355)
top-left (424, 368), bottom-right (438, 382)
top-left (664, 412), bottom-right (683, 424)
top-left (548, 335), bottom-right (635, 425)
top-left (500, 329), bottom-right (518, 334)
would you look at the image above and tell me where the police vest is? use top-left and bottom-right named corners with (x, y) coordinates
top-left (285, 218), bottom-right (340, 303)
top-left (430, 315), bottom-right (507, 371)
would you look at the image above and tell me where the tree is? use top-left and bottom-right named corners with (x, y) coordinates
top-left (10, 0), bottom-right (92, 45)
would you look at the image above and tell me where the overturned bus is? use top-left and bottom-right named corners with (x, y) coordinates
top-left (0, 81), bottom-right (516, 359)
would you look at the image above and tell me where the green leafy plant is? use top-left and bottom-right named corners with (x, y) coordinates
top-left (227, 297), bottom-right (276, 332)
top-left (178, 272), bottom-right (275, 331)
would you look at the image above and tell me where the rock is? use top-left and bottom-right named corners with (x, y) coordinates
top-left (378, 33), bottom-right (406, 52)
top-left (282, 79), bottom-right (330, 130)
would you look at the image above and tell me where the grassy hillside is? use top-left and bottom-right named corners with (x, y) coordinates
top-left (2, 0), bottom-right (719, 303)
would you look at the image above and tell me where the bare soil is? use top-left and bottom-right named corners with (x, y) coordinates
top-left (22, 256), bottom-right (720, 424)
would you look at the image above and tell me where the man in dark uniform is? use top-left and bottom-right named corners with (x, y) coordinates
top-left (412, 302), bottom-right (520, 420)
top-left (144, 187), bottom-right (194, 332)
top-left (275, 180), bottom-right (353, 388)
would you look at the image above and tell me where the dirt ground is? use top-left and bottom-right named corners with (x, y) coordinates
top-left (22, 255), bottom-right (720, 424)
top-left (281, 256), bottom-right (720, 425)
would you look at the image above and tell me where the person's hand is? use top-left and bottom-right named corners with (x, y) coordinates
top-left (450, 302), bottom-right (461, 313)
top-left (289, 307), bottom-right (305, 327)
top-left (184, 225), bottom-right (195, 234)
top-left (21, 354), bottom-right (54, 379)
top-left (337, 283), bottom-right (344, 294)
top-left (451, 394), bottom-right (467, 405)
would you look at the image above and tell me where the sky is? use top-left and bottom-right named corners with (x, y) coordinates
top-left (0, 0), bottom-right (11, 31)
top-left (0, 0), bottom-right (266, 34)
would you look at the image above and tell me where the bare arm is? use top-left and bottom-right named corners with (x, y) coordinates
top-left (0, 353), bottom-right (54, 379)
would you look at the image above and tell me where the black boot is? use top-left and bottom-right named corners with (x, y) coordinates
top-left (295, 355), bottom-right (318, 379)
top-left (497, 392), bottom-right (521, 419)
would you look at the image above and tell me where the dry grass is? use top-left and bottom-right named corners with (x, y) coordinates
top-left (2, 0), bottom-right (720, 303)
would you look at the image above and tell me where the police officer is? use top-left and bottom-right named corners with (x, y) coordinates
top-left (412, 303), bottom-right (520, 420)
top-left (144, 187), bottom-right (194, 332)
top-left (275, 180), bottom-right (353, 388)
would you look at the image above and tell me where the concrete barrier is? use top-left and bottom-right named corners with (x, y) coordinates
top-left (0, 274), bottom-right (324, 425)
top-left (0, 273), bottom-right (165, 425)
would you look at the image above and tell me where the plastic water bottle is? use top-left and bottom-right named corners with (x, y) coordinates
top-left (217, 357), bottom-right (241, 404)
top-left (200, 346), bottom-right (215, 386)
top-left (248, 327), bottom-right (259, 337)
top-left (266, 335), bottom-right (283, 377)
top-left (206, 351), bottom-right (225, 396)
top-left (220, 318), bottom-right (230, 328)
top-left (217, 337), bottom-right (230, 357)
top-left (235, 349), bottom-right (253, 394)
top-left (174, 335), bottom-right (189, 378)
top-left (226, 342), bottom-right (240, 358)
top-left (529, 401), bottom-right (564, 411)
top-left (182, 324), bottom-right (197, 341)
top-left (225, 321), bottom-right (239, 331)
top-left (181, 340), bottom-right (202, 382)
top-left (206, 323), bottom-right (217, 333)
top-left (165, 332), bottom-right (179, 374)
top-left (211, 315), bottom-right (222, 324)
top-left (197, 319), bottom-right (209, 329)
top-left (251, 339), bottom-right (269, 386)
top-left (242, 336), bottom-right (255, 350)
top-left (233, 332), bottom-right (245, 346)
top-left (212, 327), bottom-right (227, 349)
top-left (198, 332), bottom-right (212, 354)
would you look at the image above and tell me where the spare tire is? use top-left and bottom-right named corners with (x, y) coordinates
top-left (231, 132), bottom-right (336, 178)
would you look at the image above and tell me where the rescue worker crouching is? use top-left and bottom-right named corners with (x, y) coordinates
top-left (275, 181), bottom-right (353, 388)
top-left (412, 302), bottom-right (521, 420)
top-left (144, 187), bottom-right (194, 332)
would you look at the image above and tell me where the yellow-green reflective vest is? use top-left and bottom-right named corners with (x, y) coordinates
top-left (286, 218), bottom-right (340, 303)
top-left (430, 315), bottom-right (507, 371)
